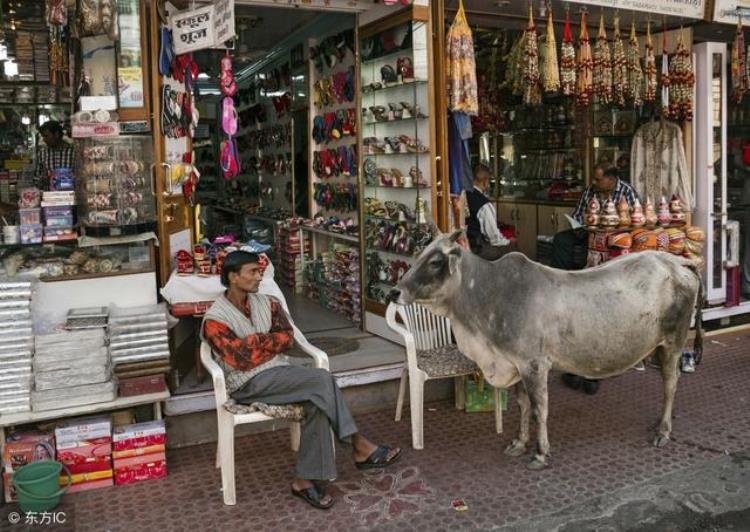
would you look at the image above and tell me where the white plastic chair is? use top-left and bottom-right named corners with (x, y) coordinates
top-left (200, 322), bottom-right (329, 505)
top-left (386, 302), bottom-right (503, 450)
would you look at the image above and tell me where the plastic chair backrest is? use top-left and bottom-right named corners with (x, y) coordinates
top-left (399, 303), bottom-right (453, 351)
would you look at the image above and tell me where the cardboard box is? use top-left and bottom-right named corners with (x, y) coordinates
top-left (113, 451), bottom-right (166, 469)
top-left (2, 431), bottom-right (55, 473)
top-left (56, 436), bottom-right (112, 464)
top-left (113, 458), bottom-right (167, 486)
top-left (65, 477), bottom-right (114, 494)
top-left (65, 455), bottom-right (112, 475)
top-left (54, 415), bottom-right (112, 443)
top-left (113, 420), bottom-right (165, 453)
top-left (64, 468), bottom-right (113, 485)
top-left (3, 472), bottom-right (17, 502)
top-left (118, 374), bottom-right (167, 397)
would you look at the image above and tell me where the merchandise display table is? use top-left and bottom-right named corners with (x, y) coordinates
top-left (0, 391), bottom-right (170, 457)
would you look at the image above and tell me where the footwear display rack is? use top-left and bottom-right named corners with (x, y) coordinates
top-left (304, 27), bottom-right (363, 323)
top-left (360, 17), bottom-right (435, 309)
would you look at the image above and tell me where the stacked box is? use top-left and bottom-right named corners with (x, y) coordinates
top-left (276, 224), bottom-right (310, 293)
top-left (2, 431), bottom-right (55, 502)
top-left (32, 328), bottom-right (115, 411)
top-left (112, 420), bottom-right (167, 485)
top-left (55, 416), bottom-right (113, 493)
top-left (0, 279), bottom-right (33, 415)
top-left (41, 190), bottom-right (76, 243)
top-left (109, 305), bottom-right (171, 381)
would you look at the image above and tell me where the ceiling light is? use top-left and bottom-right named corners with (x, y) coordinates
top-left (494, 0), bottom-right (511, 6)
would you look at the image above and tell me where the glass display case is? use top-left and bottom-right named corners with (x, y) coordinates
top-left (76, 135), bottom-right (156, 236)
top-left (360, 18), bottom-right (434, 308)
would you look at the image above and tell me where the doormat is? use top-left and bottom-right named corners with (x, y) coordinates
top-left (308, 337), bottom-right (360, 356)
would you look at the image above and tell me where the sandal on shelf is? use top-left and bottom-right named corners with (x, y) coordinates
top-left (370, 105), bottom-right (388, 122)
top-left (291, 484), bottom-right (334, 510)
top-left (391, 168), bottom-right (404, 187)
top-left (410, 166), bottom-right (427, 187)
top-left (355, 445), bottom-right (402, 470)
top-left (385, 136), bottom-right (402, 154)
top-left (397, 57), bottom-right (415, 82)
top-left (381, 64), bottom-right (398, 86)
top-left (400, 102), bottom-right (425, 119)
top-left (388, 103), bottom-right (403, 120)
top-left (399, 136), bottom-right (427, 153)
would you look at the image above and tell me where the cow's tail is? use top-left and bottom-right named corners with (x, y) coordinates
top-left (685, 261), bottom-right (704, 365)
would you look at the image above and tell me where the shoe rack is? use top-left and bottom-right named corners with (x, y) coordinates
top-left (359, 6), bottom-right (437, 321)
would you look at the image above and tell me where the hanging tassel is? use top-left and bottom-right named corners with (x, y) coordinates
top-left (732, 15), bottom-right (747, 103)
top-left (576, 11), bottom-right (593, 107)
top-left (644, 21), bottom-right (658, 104)
top-left (522, 5), bottom-right (541, 106)
top-left (660, 27), bottom-right (670, 117)
top-left (626, 20), bottom-right (643, 108)
top-left (593, 12), bottom-right (613, 105)
top-left (669, 29), bottom-right (695, 121)
top-left (543, 6), bottom-right (560, 93)
top-left (560, 8), bottom-right (576, 96)
top-left (612, 16), bottom-right (627, 108)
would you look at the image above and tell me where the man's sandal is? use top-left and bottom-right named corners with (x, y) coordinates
top-left (355, 445), bottom-right (402, 470)
top-left (291, 484), bottom-right (334, 510)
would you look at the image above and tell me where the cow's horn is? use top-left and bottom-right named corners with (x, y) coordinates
top-left (426, 208), bottom-right (441, 238)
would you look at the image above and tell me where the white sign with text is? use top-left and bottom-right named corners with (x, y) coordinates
top-left (567, 0), bottom-right (706, 20)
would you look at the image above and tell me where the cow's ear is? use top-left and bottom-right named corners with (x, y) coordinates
top-left (448, 246), bottom-right (462, 275)
top-left (447, 228), bottom-right (465, 243)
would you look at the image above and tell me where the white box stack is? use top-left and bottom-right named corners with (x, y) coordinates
top-left (108, 305), bottom-right (170, 367)
top-left (0, 279), bottom-right (33, 414)
top-left (32, 328), bottom-right (116, 411)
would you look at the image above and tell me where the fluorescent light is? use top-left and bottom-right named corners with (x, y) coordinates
top-left (3, 60), bottom-right (18, 77)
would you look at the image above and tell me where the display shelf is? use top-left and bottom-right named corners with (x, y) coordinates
top-left (365, 215), bottom-right (426, 225)
top-left (39, 267), bottom-right (155, 283)
top-left (364, 184), bottom-right (431, 190)
top-left (362, 150), bottom-right (430, 156)
top-left (362, 79), bottom-right (428, 93)
top-left (364, 115), bottom-right (428, 126)
top-left (361, 47), bottom-right (414, 65)
top-left (299, 225), bottom-right (359, 243)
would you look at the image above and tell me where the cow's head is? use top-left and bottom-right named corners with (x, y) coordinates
top-left (388, 228), bottom-right (466, 310)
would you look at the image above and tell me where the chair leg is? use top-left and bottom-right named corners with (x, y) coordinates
top-left (494, 388), bottom-right (503, 434)
top-left (218, 417), bottom-right (237, 505)
top-left (215, 446), bottom-right (221, 469)
top-left (290, 422), bottom-right (301, 452)
top-left (409, 375), bottom-right (425, 450)
top-left (395, 368), bottom-right (408, 422)
top-left (454, 376), bottom-right (466, 411)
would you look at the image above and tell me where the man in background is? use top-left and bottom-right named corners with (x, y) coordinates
top-left (35, 120), bottom-right (74, 190)
top-left (465, 164), bottom-right (512, 260)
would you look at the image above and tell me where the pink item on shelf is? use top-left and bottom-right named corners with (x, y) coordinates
top-left (56, 436), bottom-right (112, 465)
top-left (112, 444), bottom-right (165, 460)
top-left (65, 455), bottom-right (113, 475)
top-left (113, 451), bottom-right (166, 469)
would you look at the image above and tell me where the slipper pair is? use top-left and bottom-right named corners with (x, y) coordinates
top-left (222, 97), bottom-right (238, 136)
top-left (291, 482), bottom-right (333, 510)
top-left (220, 54), bottom-right (237, 96)
top-left (220, 138), bottom-right (240, 180)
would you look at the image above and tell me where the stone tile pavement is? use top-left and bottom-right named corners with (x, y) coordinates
top-left (1, 332), bottom-right (749, 532)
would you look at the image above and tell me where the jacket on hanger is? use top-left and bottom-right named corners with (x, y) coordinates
top-left (630, 120), bottom-right (693, 210)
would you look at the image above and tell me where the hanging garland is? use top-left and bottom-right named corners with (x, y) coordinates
top-left (543, 7), bottom-right (560, 93)
top-left (522, 5), bottom-right (542, 105)
top-left (505, 33), bottom-right (526, 95)
top-left (644, 22), bottom-right (658, 104)
top-left (626, 20), bottom-right (643, 107)
top-left (668, 30), bottom-right (695, 121)
top-left (560, 9), bottom-right (576, 96)
top-left (576, 11), bottom-right (593, 107)
top-left (593, 13), bottom-right (613, 105)
top-left (732, 16), bottom-right (747, 103)
top-left (612, 16), bottom-right (626, 108)
top-left (660, 30), bottom-right (670, 117)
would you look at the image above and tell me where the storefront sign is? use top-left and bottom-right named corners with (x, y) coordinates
top-left (213, 0), bottom-right (236, 47)
top-left (713, 0), bottom-right (750, 24)
top-left (171, 6), bottom-right (215, 55)
top-left (72, 123), bottom-right (120, 138)
top-left (566, 0), bottom-right (706, 20)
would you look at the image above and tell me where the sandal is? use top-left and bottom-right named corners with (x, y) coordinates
top-left (381, 65), bottom-right (398, 86)
top-left (355, 445), bottom-right (402, 471)
top-left (291, 484), bottom-right (334, 510)
top-left (397, 57), bottom-right (415, 82)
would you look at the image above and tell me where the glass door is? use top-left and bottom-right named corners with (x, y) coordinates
top-left (694, 42), bottom-right (728, 303)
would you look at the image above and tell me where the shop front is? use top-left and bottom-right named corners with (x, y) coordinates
top-left (437, 0), bottom-right (750, 323)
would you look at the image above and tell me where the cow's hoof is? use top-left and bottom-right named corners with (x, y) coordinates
top-left (527, 456), bottom-right (548, 470)
top-left (653, 435), bottom-right (670, 448)
top-left (504, 440), bottom-right (527, 457)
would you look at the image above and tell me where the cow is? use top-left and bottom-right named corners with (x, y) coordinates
top-left (388, 229), bottom-right (704, 470)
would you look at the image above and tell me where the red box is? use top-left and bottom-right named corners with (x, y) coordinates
top-left (3, 472), bottom-right (18, 502)
top-left (112, 444), bottom-right (165, 460)
top-left (113, 420), bottom-right (165, 454)
top-left (65, 455), bottom-right (112, 475)
top-left (3, 431), bottom-right (55, 474)
top-left (56, 436), bottom-right (112, 465)
top-left (113, 457), bottom-right (167, 486)
top-left (65, 477), bottom-right (114, 493)
top-left (118, 374), bottom-right (167, 397)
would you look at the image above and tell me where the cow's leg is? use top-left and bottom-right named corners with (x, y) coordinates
top-left (654, 345), bottom-right (681, 447)
top-left (521, 361), bottom-right (551, 470)
top-left (504, 382), bottom-right (530, 457)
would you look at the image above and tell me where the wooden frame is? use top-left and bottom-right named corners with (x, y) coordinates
top-left (118, 0), bottom-right (152, 123)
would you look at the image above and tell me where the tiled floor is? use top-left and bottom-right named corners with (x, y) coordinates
top-left (3, 332), bottom-right (749, 532)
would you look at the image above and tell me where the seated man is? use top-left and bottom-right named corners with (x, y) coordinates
top-left (465, 164), bottom-right (512, 260)
top-left (552, 166), bottom-right (639, 394)
top-left (202, 251), bottom-right (401, 510)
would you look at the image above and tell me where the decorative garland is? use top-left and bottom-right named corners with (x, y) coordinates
top-left (612, 16), bottom-right (626, 108)
top-left (660, 30), bottom-right (670, 117)
top-left (644, 22), bottom-right (658, 104)
top-left (576, 11), bottom-right (593, 107)
top-left (560, 9), bottom-right (576, 96)
top-left (626, 20), bottom-right (643, 107)
top-left (732, 16), bottom-right (747, 103)
top-left (593, 13), bottom-right (613, 105)
top-left (522, 5), bottom-right (542, 106)
top-left (668, 30), bottom-right (695, 121)
top-left (543, 7), bottom-right (560, 93)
